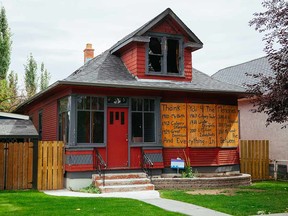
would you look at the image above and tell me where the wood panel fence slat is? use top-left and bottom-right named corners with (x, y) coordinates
top-left (240, 140), bottom-right (269, 180)
top-left (0, 142), bottom-right (33, 190)
top-left (37, 141), bottom-right (64, 190)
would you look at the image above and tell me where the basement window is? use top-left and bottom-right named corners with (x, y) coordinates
top-left (147, 35), bottom-right (183, 75)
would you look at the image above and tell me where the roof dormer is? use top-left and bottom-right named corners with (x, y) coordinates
top-left (110, 8), bottom-right (203, 82)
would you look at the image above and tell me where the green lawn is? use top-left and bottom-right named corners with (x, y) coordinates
top-left (160, 181), bottom-right (288, 216)
top-left (0, 190), bottom-right (183, 216)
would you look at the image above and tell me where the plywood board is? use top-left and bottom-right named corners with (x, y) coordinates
top-left (187, 104), bottom-right (217, 147)
top-left (161, 103), bottom-right (187, 147)
top-left (217, 105), bottom-right (239, 147)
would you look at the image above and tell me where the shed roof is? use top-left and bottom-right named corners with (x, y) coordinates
top-left (212, 57), bottom-right (274, 88)
top-left (0, 119), bottom-right (38, 138)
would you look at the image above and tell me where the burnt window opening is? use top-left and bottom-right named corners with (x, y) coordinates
top-left (148, 37), bottom-right (162, 72)
top-left (147, 36), bottom-right (182, 75)
top-left (167, 39), bottom-right (179, 73)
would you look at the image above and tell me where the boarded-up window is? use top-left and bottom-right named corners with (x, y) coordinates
top-left (161, 103), bottom-right (186, 148)
top-left (187, 104), bottom-right (216, 147)
top-left (217, 105), bottom-right (239, 147)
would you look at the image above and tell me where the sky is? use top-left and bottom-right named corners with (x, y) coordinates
top-left (1, 0), bottom-right (266, 89)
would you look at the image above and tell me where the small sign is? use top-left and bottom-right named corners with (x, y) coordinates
top-left (171, 159), bottom-right (185, 169)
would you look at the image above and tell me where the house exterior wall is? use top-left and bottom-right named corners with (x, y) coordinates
top-left (25, 89), bottom-right (71, 141)
top-left (238, 99), bottom-right (288, 161)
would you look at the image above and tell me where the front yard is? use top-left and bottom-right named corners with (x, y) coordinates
top-left (161, 181), bottom-right (288, 215)
top-left (0, 190), bottom-right (182, 216)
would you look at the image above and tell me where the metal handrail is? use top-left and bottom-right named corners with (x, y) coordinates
top-left (142, 152), bottom-right (154, 179)
top-left (94, 149), bottom-right (107, 186)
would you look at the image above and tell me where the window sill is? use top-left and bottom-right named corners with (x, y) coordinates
top-left (145, 72), bottom-right (185, 78)
top-left (67, 143), bottom-right (106, 148)
top-left (130, 142), bottom-right (163, 147)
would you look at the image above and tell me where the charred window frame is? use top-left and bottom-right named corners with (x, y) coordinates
top-left (146, 34), bottom-right (184, 76)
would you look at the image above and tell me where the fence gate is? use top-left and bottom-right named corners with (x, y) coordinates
top-left (37, 141), bottom-right (64, 190)
top-left (240, 140), bottom-right (269, 180)
top-left (0, 142), bottom-right (34, 190)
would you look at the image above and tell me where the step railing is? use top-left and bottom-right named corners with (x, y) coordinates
top-left (93, 148), bottom-right (107, 186)
top-left (142, 151), bottom-right (154, 179)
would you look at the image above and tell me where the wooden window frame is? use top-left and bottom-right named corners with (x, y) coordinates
top-left (145, 33), bottom-right (184, 77)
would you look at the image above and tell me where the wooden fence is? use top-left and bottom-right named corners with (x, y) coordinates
top-left (0, 142), bottom-right (33, 190)
top-left (240, 140), bottom-right (269, 180)
top-left (37, 141), bottom-right (64, 190)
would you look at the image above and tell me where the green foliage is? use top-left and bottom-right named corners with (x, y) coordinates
top-left (181, 149), bottom-right (197, 178)
top-left (79, 184), bottom-right (100, 194)
top-left (0, 71), bottom-right (22, 112)
top-left (0, 79), bottom-right (10, 111)
top-left (0, 6), bottom-right (12, 80)
top-left (40, 62), bottom-right (51, 91)
top-left (0, 190), bottom-right (182, 216)
top-left (161, 181), bottom-right (288, 215)
top-left (248, 0), bottom-right (288, 127)
top-left (24, 53), bottom-right (38, 98)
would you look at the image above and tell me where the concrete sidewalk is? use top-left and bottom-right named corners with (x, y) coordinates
top-left (44, 190), bottom-right (229, 216)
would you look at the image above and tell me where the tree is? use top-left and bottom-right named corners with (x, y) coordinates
top-left (7, 70), bottom-right (20, 109)
top-left (24, 53), bottom-right (38, 98)
top-left (40, 62), bottom-right (50, 91)
top-left (0, 6), bottom-right (12, 80)
top-left (248, 0), bottom-right (288, 127)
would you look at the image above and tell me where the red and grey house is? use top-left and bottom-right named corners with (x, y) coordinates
top-left (15, 8), bottom-right (246, 189)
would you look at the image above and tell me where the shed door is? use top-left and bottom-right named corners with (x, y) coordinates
top-left (107, 107), bottom-right (128, 168)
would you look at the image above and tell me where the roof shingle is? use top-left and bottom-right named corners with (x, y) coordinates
top-left (212, 57), bottom-right (273, 88)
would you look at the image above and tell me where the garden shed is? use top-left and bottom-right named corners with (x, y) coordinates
top-left (0, 112), bottom-right (38, 190)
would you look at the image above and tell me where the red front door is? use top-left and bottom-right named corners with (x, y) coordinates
top-left (107, 107), bottom-right (129, 168)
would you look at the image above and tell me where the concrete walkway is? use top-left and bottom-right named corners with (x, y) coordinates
top-left (44, 190), bottom-right (229, 216)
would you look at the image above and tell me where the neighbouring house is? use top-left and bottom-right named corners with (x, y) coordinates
top-left (15, 8), bottom-right (247, 189)
top-left (212, 57), bottom-right (288, 164)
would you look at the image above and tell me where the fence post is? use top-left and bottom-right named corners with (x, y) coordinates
top-left (32, 138), bottom-right (38, 189)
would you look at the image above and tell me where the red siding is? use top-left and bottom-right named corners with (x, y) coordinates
top-left (163, 148), bottom-right (186, 167)
top-left (184, 50), bottom-right (192, 81)
top-left (190, 148), bottom-right (218, 166)
top-left (42, 101), bottom-right (57, 141)
top-left (130, 147), bottom-right (142, 168)
top-left (218, 148), bottom-right (239, 165)
top-left (163, 148), bottom-right (239, 167)
top-left (22, 88), bottom-right (71, 141)
top-left (150, 17), bottom-right (189, 40)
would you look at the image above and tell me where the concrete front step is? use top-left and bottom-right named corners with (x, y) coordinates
top-left (92, 172), bottom-right (147, 181)
top-left (99, 184), bottom-right (155, 193)
top-left (95, 178), bottom-right (151, 187)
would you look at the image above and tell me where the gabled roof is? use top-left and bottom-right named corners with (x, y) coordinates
top-left (212, 57), bottom-right (274, 88)
top-left (110, 8), bottom-right (203, 53)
